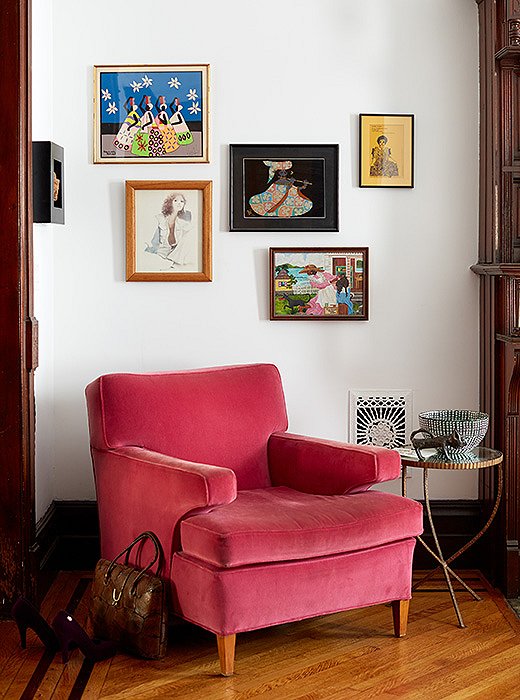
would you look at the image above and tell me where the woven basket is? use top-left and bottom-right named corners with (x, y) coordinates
top-left (418, 409), bottom-right (489, 459)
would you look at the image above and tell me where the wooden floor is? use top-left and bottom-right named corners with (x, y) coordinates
top-left (1, 571), bottom-right (519, 699)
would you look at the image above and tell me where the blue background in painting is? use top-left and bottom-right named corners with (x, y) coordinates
top-left (100, 70), bottom-right (203, 124)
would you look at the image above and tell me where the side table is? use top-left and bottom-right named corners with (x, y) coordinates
top-left (397, 446), bottom-right (503, 628)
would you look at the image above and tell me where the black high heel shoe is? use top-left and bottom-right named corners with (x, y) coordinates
top-left (51, 611), bottom-right (116, 663)
top-left (11, 597), bottom-right (59, 652)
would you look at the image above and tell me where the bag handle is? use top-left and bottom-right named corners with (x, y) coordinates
top-left (105, 531), bottom-right (163, 595)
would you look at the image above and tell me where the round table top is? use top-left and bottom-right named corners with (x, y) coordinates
top-left (397, 446), bottom-right (503, 470)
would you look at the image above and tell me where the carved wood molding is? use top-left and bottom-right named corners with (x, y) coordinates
top-left (509, 0), bottom-right (520, 18)
top-left (471, 263), bottom-right (520, 275)
top-left (505, 350), bottom-right (520, 578)
top-left (476, 0), bottom-right (520, 596)
top-left (0, 0), bottom-right (35, 615)
top-left (509, 19), bottom-right (520, 45)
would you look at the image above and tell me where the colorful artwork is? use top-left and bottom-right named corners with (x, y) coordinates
top-left (126, 180), bottom-right (212, 282)
top-left (248, 160), bottom-right (315, 218)
top-left (359, 114), bottom-right (414, 188)
top-left (270, 248), bottom-right (369, 321)
top-left (231, 145), bottom-right (339, 231)
top-left (94, 65), bottom-right (209, 163)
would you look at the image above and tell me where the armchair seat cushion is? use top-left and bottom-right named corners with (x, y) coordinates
top-left (180, 487), bottom-right (423, 568)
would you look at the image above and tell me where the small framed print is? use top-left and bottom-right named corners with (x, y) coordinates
top-left (270, 247), bottom-right (368, 320)
top-left (126, 180), bottom-right (212, 282)
top-left (230, 144), bottom-right (339, 231)
top-left (359, 114), bottom-right (414, 188)
top-left (93, 65), bottom-right (209, 163)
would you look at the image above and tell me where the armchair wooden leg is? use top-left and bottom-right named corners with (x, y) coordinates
top-left (391, 599), bottom-right (410, 637)
top-left (216, 634), bottom-right (236, 676)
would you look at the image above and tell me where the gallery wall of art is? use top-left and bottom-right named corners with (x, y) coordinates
top-left (33, 0), bottom-right (480, 518)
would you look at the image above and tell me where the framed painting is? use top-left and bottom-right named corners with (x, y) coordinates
top-left (230, 144), bottom-right (339, 231)
top-left (359, 114), bottom-right (414, 188)
top-left (93, 65), bottom-right (209, 163)
top-left (126, 180), bottom-right (212, 282)
top-left (269, 247), bottom-right (368, 320)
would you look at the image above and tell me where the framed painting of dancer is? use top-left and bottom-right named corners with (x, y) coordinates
top-left (230, 145), bottom-right (339, 231)
top-left (359, 114), bottom-right (414, 188)
top-left (126, 180), bottom-right (212, 281)
top-left (269, 247), bottom-right (368, 321)
top-left (93, 65), bottom-right (209, 163)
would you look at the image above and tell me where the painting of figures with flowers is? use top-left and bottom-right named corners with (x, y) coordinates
top-left (270, 248), bottom-right (368, 321)
top-left (93, 65), bottom-right (209, 163)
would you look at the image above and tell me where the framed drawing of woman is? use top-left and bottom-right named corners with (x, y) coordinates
top-left (126, 180), bottom-right (212, 281)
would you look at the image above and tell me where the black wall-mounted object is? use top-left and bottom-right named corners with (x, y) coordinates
top-left (33, 141), bottom-right (64, 224)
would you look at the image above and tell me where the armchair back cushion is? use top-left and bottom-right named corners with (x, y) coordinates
top-left (86, 364), bottom-right (288, 490)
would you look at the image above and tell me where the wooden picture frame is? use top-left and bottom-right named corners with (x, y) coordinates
top-left (93, 65), bottom-right (209, 163)
top-left (126, 180), bottom-right (212, 282)
top-left (359, 114), bottom-right (414, 188)
top-left (270, 247), bottom-right (369, 320)
top-left (230, 144), bottom-right (339, 231)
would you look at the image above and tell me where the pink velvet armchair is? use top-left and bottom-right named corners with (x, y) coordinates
top-left (85, 364), bottom-right (423, 675)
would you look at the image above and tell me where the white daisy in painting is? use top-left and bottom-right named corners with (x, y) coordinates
top-left (130, 80), bottom-right (142, 92)
top-left (141, 74), bottom-right (153, 87)
top-left (188, 101), bottom-right (201, 115)
top-left (168, 76), bottom-right (181, 89)
top-left (106, 102), bottom-right (118, 115)
top-left (101, 88), bottom-right (111, 101)
top-left (186, 89), bottom-right (198, 101)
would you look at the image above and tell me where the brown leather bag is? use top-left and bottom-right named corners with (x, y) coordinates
top-left (89, 531), bottom-right (168, 659)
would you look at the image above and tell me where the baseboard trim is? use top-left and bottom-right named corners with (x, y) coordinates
top-left (34, 500), bottom-right (100, 575)
top-left (33, 498), bottom-right (483, 573)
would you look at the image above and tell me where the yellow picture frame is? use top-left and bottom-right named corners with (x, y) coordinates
top-left (359, 114), bottom-right (414, 188)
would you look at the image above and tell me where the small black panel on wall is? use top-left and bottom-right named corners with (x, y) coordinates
top-left (33, 141), bottom-right (64, 224)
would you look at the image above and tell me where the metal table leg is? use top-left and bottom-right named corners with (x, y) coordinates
top-left (413, 464), bottom-right (503, 596)
top-left (418, 468), bottom-right (467, 627)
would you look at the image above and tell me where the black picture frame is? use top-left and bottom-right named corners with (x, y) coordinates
top-left (230, 144), bottom-right (339, 232)
top-left (33, 141), bottom-right (65, 224)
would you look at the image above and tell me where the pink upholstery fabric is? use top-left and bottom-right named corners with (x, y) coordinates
top-left (269, 432), bottom-right (401, 494)
top-left (85, 363), bottom-right (423, 643)
top-left (180, 487), bottom-right (423, 568)
top-left (86, 364), bottom-right (288, 490)
top-left (91, 446), bottom-right (237, 562)
top-left (171, 539), bottom-right (416, 635)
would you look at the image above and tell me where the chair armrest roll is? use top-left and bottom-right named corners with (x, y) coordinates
top-left (268, 432), bottom-right (400, 495)
top-left (91, 445), bottom-right (237, 563)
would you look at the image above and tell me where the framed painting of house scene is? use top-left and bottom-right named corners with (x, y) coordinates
top-left (93, 65), bottom-right (209, 163)
top-left (270, 247), bottom-right (368, 320)
top-left (359, 114), bottom-right (414, 188)
top-left (126, 180), bottom-right (212, 282)
top-left (230, 144), bottom-right (339, 231)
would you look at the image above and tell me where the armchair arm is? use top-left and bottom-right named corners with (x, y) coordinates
top-left (268, 432), bottom-right (400, 495)
top-left (91, 445), bottom-right (237, 564)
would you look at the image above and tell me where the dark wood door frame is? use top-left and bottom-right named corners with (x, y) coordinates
top-left (474, 0), bottom-right (520, 597)
top-left (0, 0), bottom-right (37, 616)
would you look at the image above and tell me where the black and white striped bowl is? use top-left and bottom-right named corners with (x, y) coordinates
top-left (418, 409), bottom-right (489, 458)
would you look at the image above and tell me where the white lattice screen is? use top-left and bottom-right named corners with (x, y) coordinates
top-left (349, 391), bottom-right (413, 448)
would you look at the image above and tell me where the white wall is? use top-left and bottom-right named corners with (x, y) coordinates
top-left (33, 0), bottom-right (55, 519)
top-left (36, 0), bottom-right (479, 509)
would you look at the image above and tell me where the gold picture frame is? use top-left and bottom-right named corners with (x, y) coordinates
top-left (93, 64), bottom-right (209, 163)
top-left (126, 180), bottom-right (212, 282)
top-left (359, 114), bottom-right (414, 188)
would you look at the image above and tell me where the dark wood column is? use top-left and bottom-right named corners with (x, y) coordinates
top-left (474, 0), bottom-right (520, 597)
top-left (0, 0), bottom-right (37, 616)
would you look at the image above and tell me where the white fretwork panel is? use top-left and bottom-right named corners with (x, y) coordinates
top-left (349, 390), bottom-right (413, 448)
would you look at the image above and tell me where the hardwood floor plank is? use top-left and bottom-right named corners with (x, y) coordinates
top-left (1, 571), bottom-right (519, 699)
